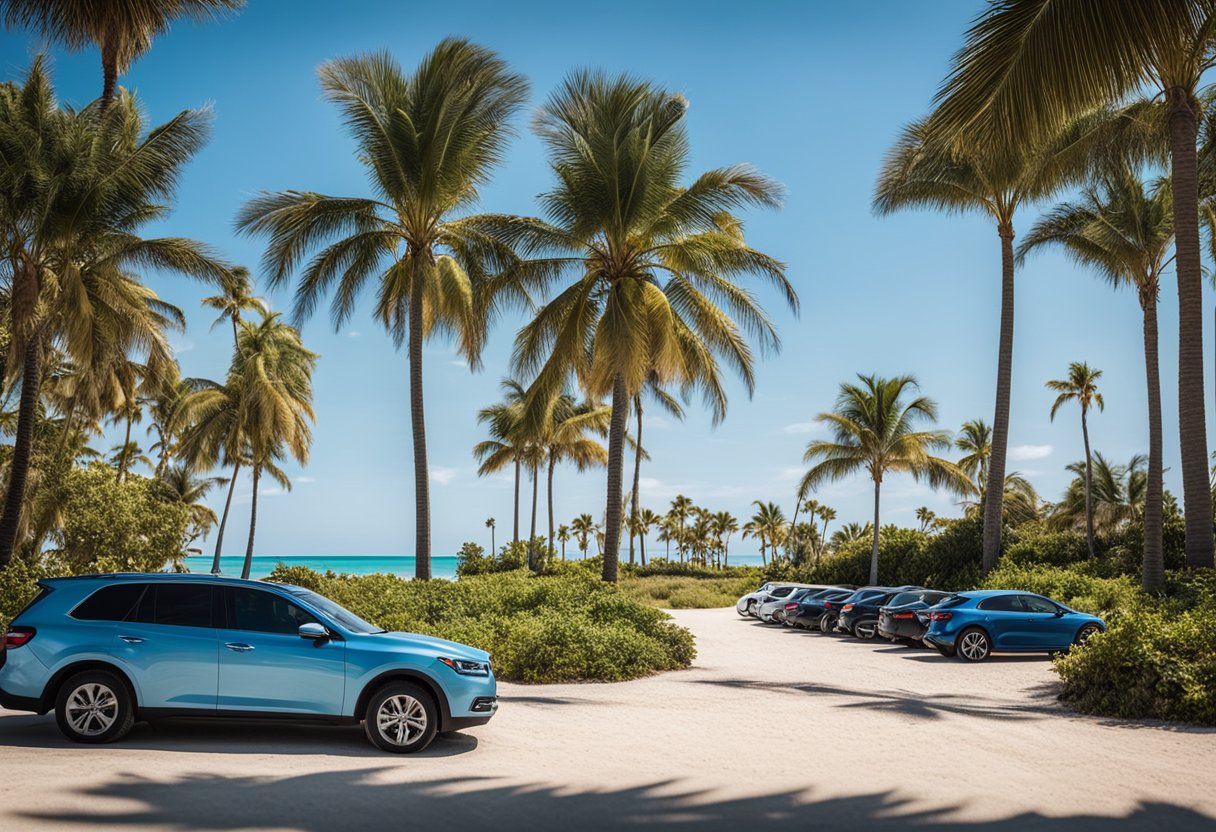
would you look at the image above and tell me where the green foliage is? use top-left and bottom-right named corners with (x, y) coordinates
top-left (0, 559), bottom-right (51, 631)
top-left (623, 558), bottom-right (763, 580)
top-left (50, 464), bottom-right (191, 574)
top-left (618, 575), bottom-right (760, 609)
top-left (456, 538), bottom-right (552, 576)
top-left (265, 566), bottom-right (695, 683)
top-left (981, 564), bottom-right (1142, 620)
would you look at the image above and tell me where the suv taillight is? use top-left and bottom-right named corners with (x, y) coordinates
top-left (929, 611), bottom-right (953, 622)
top-left (4, 627), bottom-right (35, 648)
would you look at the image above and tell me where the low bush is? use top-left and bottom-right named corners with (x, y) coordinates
top-left (981, 563), bottom-right (1142, 620)
top-left (0, 559), bottom-right (52, 631)
top-left (618, 575), bottom-right (759, 609)
top-left (623, 558), bottom-right (762, 580)
top-left (267, 566), bottom-right (695, 683)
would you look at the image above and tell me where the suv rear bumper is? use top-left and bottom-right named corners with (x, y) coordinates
top-left (0, 685), bottom-right (43, 713)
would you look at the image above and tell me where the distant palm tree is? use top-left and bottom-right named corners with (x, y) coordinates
top-left (485, 517), bottom-right (496, 554)
top-left (627, 380), bottom-right (685, 565)
top-left (571, 514), bottom-right (595, 559)
top-left (156, 461), bottom-right (227, 545)
top-left (1047, 362), bottom-right (1105, 558)
top-left (238, 41), bottom-right (529, 580)
top-left (815, 505), bottom-right (836, 564)
top-left (1021, 170), bottom-right (1171, 589)
top-left (743, 501), bottom-right (786, 566)
top-left (929, 0), bottom-right (1215, 570)
top-left (954, 419), bottom-right (992, 496)
top-left (915, 507), bottom-right (936, 533)
top-left (801, 375), bottom-right (973, 584)
top-left (668, 495), bottom-right (695, 563)
top-left (500, 71), bottom-right (796, 583)
top-left (636, 508), bottom-right (662, 566)
top-left (831, 522), bottom-right (872, 549)
top-left (1051, 453), bottom-right (1146, 536)
top-left (543, 394), bottom-right (611, 553)
top-left (556, 524), bottom-right (571, 560)
top-left (202, 266), bottom-right (269, 346)
top-left (0, 0), bottom-right (244, 105)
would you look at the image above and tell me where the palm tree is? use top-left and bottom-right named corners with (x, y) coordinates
top-left (485, 517), bottom-right (496, 554)
top-left (556, 524), bottom-right (570, 560)
top-left (627, 380), bottom-right (685, 565)
top-left (915, 506), bottom-right (937, 533)
top-left (743, 500), bottom-right (786, 566)
top-left (202, 265), bottom-right (269, 346)
top-left (928, 0), bottom-right (1215, 569)
top-left (237, 42), bottom-right (529, 581)
top-left (0, 60), bottom-right (228, 567)
top-left (668, 495), bottom-right (695, 563)
top-left (875, 114), bottom-right (1096, 573)
top-left (636, 508), bottom-right (662, 566)
top-left (954, 419), bottom-right (992, 495)
top-left (177, 376), bottom-right (245, 573)
top-left (474, 379), bottom-right (529, 547)
top-left (156, 461), bottom-right (227, 545)
top-left (963, 472), bottom-right (1043, 527)
top-left (231, 314), bottom-right (317, 578)
top-left (571, 514), bottom-right (595, 559)
top-left (831, 522), bottom-right (873, 549)
top-left (1051, 452), bottom-right (1146, 535)
top-left (0, 0), bottom-right (244, 105)
top-left (542, 394), bottom-right (610, 554)
top-left (1020, 171), bottom-right (1171, 589)
top-left (499, 71), bottom-right (797, 583)
top-left (801, 375), bottom-right (973, 585)
top-left (1047, 362), bottom-right (1105, 558)
top-left (815, 505), bottom-right (837, 564)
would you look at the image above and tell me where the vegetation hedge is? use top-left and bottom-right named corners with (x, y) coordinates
top-left (267, 565), bottom-right (695, 683)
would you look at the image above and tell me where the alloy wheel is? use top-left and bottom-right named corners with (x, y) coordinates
top-left (959, 631), bottom-right (989, 661)
top-left (376, 694), bottom-right (428, 747)
top-left (65, 683), bottom-right (118, 736)
top-left (1076, 625), bottom-right (1100, 646)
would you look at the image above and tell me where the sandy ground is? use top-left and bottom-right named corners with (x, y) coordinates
top-left (1, 608), bottom-right (1214, 831)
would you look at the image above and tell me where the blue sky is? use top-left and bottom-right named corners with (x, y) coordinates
top-left (2, 0), bottom-right (1212, 556)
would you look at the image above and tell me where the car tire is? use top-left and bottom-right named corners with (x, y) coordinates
top-left (738, 601), bottom-right (752, 618)
top-left (54, 669), bottom-right (135, 744)
top-left (1072, 624), bottom-right (1102, 648)
top-left (745, 600), bottom-right (757, 617)
top-left (956, 627), bottom-right (991, 662)
top-left (852, 621), bottom-right (877, 640)
top-left (818, 614), bottom-right (835, 634)
top-left (364, 682), bottom-right (439, 754)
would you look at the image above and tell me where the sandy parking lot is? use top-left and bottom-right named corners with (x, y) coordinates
top-left (1, 608), bottom-right (1213, 831)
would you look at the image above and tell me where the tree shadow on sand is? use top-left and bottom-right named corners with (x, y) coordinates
top-left (20, 769), bottom-right (1215, 831)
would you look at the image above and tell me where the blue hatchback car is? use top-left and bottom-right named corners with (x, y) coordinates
top-left (921, 590), bottom-right (1105, 662)
top-left (0, 573), bottom-right (497, 752)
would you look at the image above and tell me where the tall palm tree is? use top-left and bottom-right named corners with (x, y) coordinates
top-left (801, 375), bottom-right (973, 584)
top-left (485, 517), bottom-right (495, 554)
top-left (668, 495), bottom-right (695, 563)
top-left (202, 265), bottom-right (269, 346)
top-left (1021, 171), bottom-right (1171, 588)
top-left (1046, 362), bottom-right (1105, 558)
top-left (542, 393), bottom-right (610, 553)
top-left (571, 513), bottom-right (595, 559)
top-left (815, 505), bottom-right (837, 564)
top-left (875, 113), bottom-right (1097, 573)
top-left (556, 524), bottom-right (570, 560)
top-left (0, 0), bottom-right (244, 105)
top-left (929, 0), bottom-right (1215, 569)
top-left (177, 376), bottom-right (244, 573)
top-left (497, 71), bottom-right (796, 583)
top-left (474, 379), bottom-right (529, 547)
top-left (954, 419), bottom-right (992, 495)
top-left (636, 507), bottom-right (662, 566)
top-left (0, 60), bottom-right (228, 567)
top-left (237, 42), bottom-right (529, 580)
top-left (743, 500), bottom-right (787, 566)
top-left (231, 314), bottom-right (316, 578)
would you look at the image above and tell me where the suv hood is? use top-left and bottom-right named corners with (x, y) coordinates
top-left (369, 630), bottom-right (491, 663)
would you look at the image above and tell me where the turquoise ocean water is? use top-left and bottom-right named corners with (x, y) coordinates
top-left (186, 553), bottom-right (768, 580)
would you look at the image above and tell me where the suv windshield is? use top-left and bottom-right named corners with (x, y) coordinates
top-left (281, 586), bottom-right (386, 634)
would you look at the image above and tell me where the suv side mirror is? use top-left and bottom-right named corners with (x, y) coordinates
top-left (299, 622), bottom-right (328, 640)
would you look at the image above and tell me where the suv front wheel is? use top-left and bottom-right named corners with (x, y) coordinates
top-left (54, 669), bottom-right (135, 744)
top-left (364, 682), bottom-right (439, 753)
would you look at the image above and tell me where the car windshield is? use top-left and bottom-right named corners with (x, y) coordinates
top-left (282, 587), bottom-right (386, 634)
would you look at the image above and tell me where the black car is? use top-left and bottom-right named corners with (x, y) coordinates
top-left (876, 589), bottom-right (954, 644)
top-left (783, 588), bottom-right (853, 629)
top-left (815, 586), bottom-right (891, 633)
top-left (835, 586), bottom-right (923, 638)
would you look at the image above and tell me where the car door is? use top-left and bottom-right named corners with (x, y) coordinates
top-left (1018, 595), bottom-right (1073, 649)
top-left (975, 595), bottom-right (1026, 649)
top-left (112, 582), bottom-right (220, 711)
top-left (216, 586), bottom-right (346, 715)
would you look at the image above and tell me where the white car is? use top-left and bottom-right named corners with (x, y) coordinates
top-left (736, 583), bottom-right (819, 619)
top-left (755, 585), bottom-right (840, 623)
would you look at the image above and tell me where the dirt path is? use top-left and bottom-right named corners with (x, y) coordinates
top-left (1, 608), bottom-right (1212, 830)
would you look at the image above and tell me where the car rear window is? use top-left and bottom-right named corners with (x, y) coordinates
top-left (887, 591), bottom-right (920, 606)
top-left (71, 583), bottom-right (147, 622)
top-left (977, 595), bottom-right (1021, 612)
top-left (131, 584), bottom-right (215, 628)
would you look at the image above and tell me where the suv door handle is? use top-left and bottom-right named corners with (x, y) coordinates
top-left (224, 642), bottom-right (255, 653)
top-left (118, 635), bottom-right (144, 644)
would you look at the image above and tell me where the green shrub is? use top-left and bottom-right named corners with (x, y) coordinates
top-left (1055, 605), bottom-right (1216, 725)
top-left (624, 558), bottom-right (762, 580)
top-left (1002, 522), bottom-right (1089, 568)
top-left (618, 575), bottom-right (759, 609)
top-left (264, 566), bottom-right (695, 683)
top-left (0, 559), bottom-right (51, 631)
top-left (981, 563), bottom-right (1141, 619)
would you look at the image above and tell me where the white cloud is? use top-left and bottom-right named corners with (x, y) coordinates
top-left (646, 416), bottom-right (674, 430)
top-left (449, 359), bottom-right (469, 369)
top-left (431, 466), bottom-right (458, 485)
top-left (777, 467), bottom-right (804, 483)
top-left (347, 330), bottom-right (361, 338)
top-left (1009, 444), bottom-right (1053, 461)
top-left (782, 421), bottom-right (821, 435)
top-left (170, 336), bottom-right (195, 354)
top-left (636, 476), bottom-right (743, 500)
top-left (295, 475), bottom-right (316, 484)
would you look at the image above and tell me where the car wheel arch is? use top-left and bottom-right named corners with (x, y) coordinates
top-left (41, 660), bottom-right (139, 715)
top-left (956, 625), bottom-right (993, 658)
top-left (354, 669), bottom-right (451, 728)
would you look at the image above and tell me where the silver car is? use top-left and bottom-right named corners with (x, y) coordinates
top-left (755, 584), bottom-right (840, 623)
top-left (735, 582), bottom-right (786, 617)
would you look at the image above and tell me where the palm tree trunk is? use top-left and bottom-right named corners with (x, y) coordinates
top-left (602, 373), bottom-right (629, 583)
top-left (1141, 290), bottom-right (1165, 592)
top-left (788, 499), bottom-right (801, 560)
top-left (210, 461), bottom-right (241, 574)
top-left (1080, 408), bottom-right (1097, 558)
top-left (1166, 88), bottom-right (1215, 568)
top-left (0, 339), bottom-right (42, 567)
top-left (116, 412), bottom-right (134, 484)
top-left (100, 35), bottom-right (118, 107)
top-left (547, 456), bottom-right (556, 554)
top-left (512, 457), bottom-right (520, 545)
top-left (241, 465), bottom-right (260, 580)
top-left (491, 525), bottom-right (495, 555)
top-left (870, 479), bottom-right (882, 585)
top-left (982, 221), bottom-right (1016, 573)
top-left (819, 516), bottom-right (830, 566)
top-left (408, 267), bottom-right (431, 580)
top-left (528, 463), bottom-right (539, 570)
top-left (629, 396), bottom-right (642, 565)
top-left (640, 526), bottom-right (647, 566)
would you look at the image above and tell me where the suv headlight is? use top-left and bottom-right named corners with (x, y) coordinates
top-left (439, 657), bottom-right (490, 676)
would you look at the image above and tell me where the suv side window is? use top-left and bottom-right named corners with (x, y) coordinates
top-left (227, 587), bottom-right (318, 635)
top-left (131, 584), bottom-right (215, 628)
top-left (977, 595), bottom-right (1021, 612)
top-left (71, 583), bottom-right (147, 621)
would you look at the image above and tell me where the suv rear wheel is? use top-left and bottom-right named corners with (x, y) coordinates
top-left (364, 682), bottom-right (439, 753)
top-left (54, 669), bottom-right (135, 744)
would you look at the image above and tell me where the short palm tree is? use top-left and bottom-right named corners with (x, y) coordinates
top-left (831, 522), bottom-right (872, 549)
top-left (1052, 452), bottom-right (1146, 535)
top-left (485, 517), bottom-right (496, 554)
top-left (0, 60), bottom-right (228, 567)
top-left (929, 0), bottom-right (1214, 569)
top-left (954, 419), bottom-right (992, 496)
top-left (814, 505), bottom-right (837, 563)
top-left (571, 514), bottom-right (595, 559)
top-left (202, 265), bottom-right (269, 346)
top-left (915, 506), bottom-right (937, 533)
top-left (668, 495), bottom-right (695, 563)
top-left (237, 41), bottom-right (529, 580)
top-left (963, 472), bottom-right (1042, 528)
top-left (0, 0), bottom-right (244, 105)
top-left (1046, 362), bottom-right (1105, 558)
top-left (743, 500), bottom-right (786, 566)
top-left (1020, 171), bottom-right (1171, 589)
top-left (556, 524), bottom-right (570, 561)
top-left (498, 71), bottom-right (797, 582)
top-left (636, 508), bottom-right (662, 566)
top-left (713, 511), bottom-right (739, 568)
top-left (156, 461), bottom-right (227, 545)
top-left (801, 375), bottom-right (973, 584)
top-left (474, 379), bottom-right (529, 547)
top-left (542, 394), bottom-right (611, 553)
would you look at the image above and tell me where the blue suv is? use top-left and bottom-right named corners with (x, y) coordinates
top-left (0, 573), bottom-right (498, 753)
top-left (921, 590), bottom-right (1105, 662)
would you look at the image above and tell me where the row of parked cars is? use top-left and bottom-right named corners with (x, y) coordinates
top-left (736, 582), bottom-right (1106, 661)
